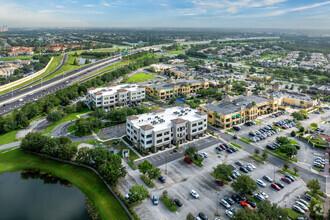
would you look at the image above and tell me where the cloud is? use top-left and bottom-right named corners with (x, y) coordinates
top-left (266, 1), bottom-right (330, 16)
top-left (102, 1), bottom-right (111, 7)
top-left (160, 3), bottom-right (168, 6)
top-left (83, 4), bottom-right (95, 7)
top-left (38, 10), bottom-right (57, 13)
top-left (56, 5), bottom-right (64, 8)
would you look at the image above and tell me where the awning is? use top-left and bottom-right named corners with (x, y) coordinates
top-left (242, 118), bottom-right (245, 121)
top-left (236, 114), bottom-right (240, 117)
top-left (232, 115), bottom-right (236, 119)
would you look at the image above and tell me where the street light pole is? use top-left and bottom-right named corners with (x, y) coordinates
top-left (165, 155), bottom-right (168, 175)
top-left (215, 192), bottom-right (219, 216)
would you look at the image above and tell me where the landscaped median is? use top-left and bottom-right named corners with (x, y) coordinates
top-left (263, 149), bottom-right (293, 163)
top-left (239, 137), bottom-right (252, 144)
top-left (230, 142), bottom-right (243, 149)
top-left (160, 191), bottom-right (178, 212)
top-left (140, 175), bottom-right (155, 188)
top-left (249, 154), bottom-right (268, 164)
top-left (0, 150), bottom-right (130, 220)
top-left (278, 168), bottom-right (300, 177)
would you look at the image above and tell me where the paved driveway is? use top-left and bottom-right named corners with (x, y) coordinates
top-left (98, 123), bottom-right (126, 139)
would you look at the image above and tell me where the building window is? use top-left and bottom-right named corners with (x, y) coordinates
top-left (164, 131), bottom-right (169, 135)
top-left (146, 140), bottom-right (152, 144)
top-left (146, 134), bottom-right (152, 138)
top-left (104, 98), bottom-right (109, 100)
top-left (192, 129), bottom-right (197, 132)
top-left (157, 133), bottom-right (162, 137)
top-left (104, 102), bottom-right (108, 104)
top-left (157, 139), bottom-right (162, 144)
top-left (141, 134), bottom-right (145, 138)
top-left (110, 97), bottom-right (114, 99)
top-left (141, 140), bottom-right (144, 144)
top-left (198, 122), bottom-right (203, 125)
top-left (97, 98), bottom-right (102, 101)
top-left (164, 137), bottom-right (169, 141)
top-left (192, 123), bottom-right (197, 127)
top-left (198, 127), bottom-right (203, 131)
top-left (204, 119), bottom-right (206, 122)
top-left (97, 102), bottom-right (101, 105)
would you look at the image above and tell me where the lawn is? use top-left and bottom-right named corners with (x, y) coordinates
top-left (290, 139), bottom-right (300, 145)
top-left (284, 208), bottom-right (303, 219)
top-left (0, 56), bottom-right (33, 61)
top-left (226, 129), bottom-right (234, 133)
top-left (125, 72), bottom-right (156, 83)
top-left (0, 150), bottom-right (130, 220)
top-left (0, 55), bottom-right (63, 95)
top-left (43, 109), bottom-right (92, 134)
top-left (0, 130), bottom-right (19, 145)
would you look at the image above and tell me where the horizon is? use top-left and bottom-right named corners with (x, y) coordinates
top-left (1, 0), bottom-right (330, 30)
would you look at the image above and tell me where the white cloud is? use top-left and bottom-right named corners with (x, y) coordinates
top-left (265, 1), bottom-right (330, 16)
top-left (38, 10), bottom-right (57, 13)
top-left (56, 5), bottom-right (64, 8)
top-left (160, 3), bottom-right (168, 6)
top-left (102, 1), bottom-right (111, 7)
top-left (83, 4), bottom-right (95, 7)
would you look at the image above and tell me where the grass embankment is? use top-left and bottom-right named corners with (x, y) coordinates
top-left (284, 208), bottom-right (303, 219)
top-left (125, 72), bottom-right (156, 83)
top-left (42, 109), bottom-right (92, 134)
top-left (0, 130), bottom-right (19, 145)
top-left (0, 55), bottom-right (62, 95)
top-left (0, 56), bottom-right (33, 61)
top-left (263, 149), bottom-right (293, 164)
top-left (0, 150), bottom-right (130, 220)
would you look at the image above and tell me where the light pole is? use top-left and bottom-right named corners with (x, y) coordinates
top-left (165, 155), bottom-right (168, 175)
top-left (215, 192), bottom-right (220, 216)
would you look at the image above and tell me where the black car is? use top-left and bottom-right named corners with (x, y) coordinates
top-left (226, 148), bottom-right (233, 153)
top-left (231, 194), bottom-right (240, 203)
top-left (223, 143), bottom-right (230, 148)
top-left (225, 197), bottom-right (235, 205)
top-left (227, 176), bottom-right (233, 181)
top-left (233, 126), bottom-right (240, 131)
top-left (199, 212), bottom-right (208, 220)
top-left (294, 144), bottom-right (300, 150)
top-left (239, 166), bottom-right (248, 173)
top-left (158, 176), bottom-right (166, 183)
top-left (266, 145), bottom-right (275, 150)
top-left (236, 192), bottom-right (246, 201)
top-left (230, 147), bottom-right (237, 152)
top-left (246, 200), bottom-right (257, 208)
top-left (235, 161), bottom-right (243, 166)
top-left (275, 182), bottom-right (285, 188)
top-left (174, 198), bottom-right (182, 207)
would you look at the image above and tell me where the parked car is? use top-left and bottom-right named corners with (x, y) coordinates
top-left (298, 199), bottom-right (309, 207)
top-left (235, 161), bottom-right (243, 166)
top-left (295, 201), bottom-right (308, 211)
top-left (152, 195), bottom-right (158, 205)
top-left (190, 190), bottom-right (199, 199)
top-left (241, 201), bottom-right (253, 210)
top-left (184, 157), bottom-right (193, 164)
top-left (174, 198), bottom-right (182, 207)
top-left (285, 175), bottom-right (295, 182)
top-left (240, 166), bottom-right (248, 173)
top-left (305, 193), bottom-right (313, 201)
top-left (158, 176), bottom-right (166, 183)
top-left (236, 192), bottom-right (246, 201)
top-left (292, 205), bottom-right (305, 214)
top-left (271, 183), bottom-right (281, 191)
top-left (198, 212), bottom-right (208, 220)
top-left (215, 146), bottom-right (222, 151)
top-left (225, 210), bottom-right (233, 218)
top-left (246, 200), bottom-right (257, 208)
top-left (275, 182), bottom-right (284, 188)
top-left (263, 175), bottom-right (273, 182)
top-left (254, 193), bottom-right (265, 201)
top-left (281, 177), bottom-right (292, 184)
top-left (220, 199), bottom-right (231, 209)
top-left (258, 191), bottom-right (268, 199)
top-left (215, 179), bottom-right (224, 186)
top-left (231, 194), bottom-right (240, 203)
top-left (226, 148), bottom-right (233, 153)
top-left (247, 163), bottom-right (256, 169)
top-left (225, 197), bottom-right (235, 205)
top-left (256, 179), bottom-right (266, 187)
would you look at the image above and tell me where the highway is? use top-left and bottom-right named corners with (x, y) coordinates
top-left (0, 50), bottom-right (142, 115)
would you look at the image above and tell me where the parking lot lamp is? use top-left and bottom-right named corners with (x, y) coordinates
top-left (215, 191), bottom-right (220, 216)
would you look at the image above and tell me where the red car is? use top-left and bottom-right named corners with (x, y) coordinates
top-left (281, 126), bottom-right (287, 129)
top-left (219, 144), bottom-right (226, 150)
top-left (281, 177), bottom-right (292, 184)
top-left (271, 183), bottom-right (281, 191)
top-left (184, 157), bottom-right (193, 164)
top-left (215, 179), bottom-right (224, 186)
top-left (241, 201), bottom-right (253, 210)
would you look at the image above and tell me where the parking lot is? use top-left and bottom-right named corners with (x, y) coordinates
top-left (118, 140), bottom-right (308, 220)
top-left (98, 123), bottom-right (126, 139)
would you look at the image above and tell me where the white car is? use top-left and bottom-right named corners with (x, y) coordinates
top-left (295, 201), bottom-right (308, 211)
top-left (258, 191), bottom-right (268, 199)
top-left (190, 190), bottom-right (199, 199)
top-left (292, 205), bottom-right (305, 214)
top-left (247, 163), bottom-right (256, 169)
top-left (220, 199), bottom-right (231, 209)
top-left (226, 210), bottom-right (233, 218)
top-left (256, 179), bottom-right (266, 187)
top-left (199, 152), bottom-right (208, 158)
top-left (298, 199), bottom-right (310, 207)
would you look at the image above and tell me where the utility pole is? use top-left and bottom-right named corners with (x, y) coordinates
top-left (215, 192), bottom-right (220, 216)
top-left (165, 155), bottom-right (168, 175)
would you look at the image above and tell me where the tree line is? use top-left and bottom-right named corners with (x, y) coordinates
top-left (0, 53), bottom-right (160, 136)
top-left (20, 132), bottom-right (126, 186)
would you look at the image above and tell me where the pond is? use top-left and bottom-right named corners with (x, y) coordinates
top-left (0, 170), bottom-right (91, 220)
top-left (78, 57), bottom-right (96, 65)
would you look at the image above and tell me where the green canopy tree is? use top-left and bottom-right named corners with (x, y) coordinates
top-left (138, 160), bottom-right (154, 175)
top-left (231, 174), bottom-right (258, 194)
top-left (307, 179), bottom-right (321, 194)
top-left (184, 146), bottom-right (198, 159)
top-left (128, 185), bottom-right (149, 203)
top-left (213, 164), bottom-right (234, 180)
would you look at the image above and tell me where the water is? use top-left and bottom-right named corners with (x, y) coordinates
top-left (78, 57), bottom-right (96, 65)
top-left (0, 170), bottom-right (91, 220)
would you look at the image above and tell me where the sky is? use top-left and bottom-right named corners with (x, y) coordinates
top-left (0, 0), bottom-right (329, 29)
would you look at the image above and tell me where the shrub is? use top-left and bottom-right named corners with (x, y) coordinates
top-left (140, 175), bottom-right (155, 188)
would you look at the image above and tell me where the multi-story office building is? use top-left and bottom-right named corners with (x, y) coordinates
top-left (126, 106), bottom-right (207, 151)
top-left (146, 79), bottom-right (216, 100)
top-left (86, 83), bottom-right (145, 109)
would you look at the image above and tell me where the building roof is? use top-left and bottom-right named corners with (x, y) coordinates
top-left (202, 94), bottom-right (268, 115)
top-left (151, 108), bottom-right (165, 113)
top-left (128, 106), bottom-right (206, 132)
top-left (149, 79), bottom-right (203, 91)
top-left (170, 118), bottom-right (186, 124)
top-left (140, 124), bottom-right (154, 131)
top-left (223, 94), bottom-right (233, 100)
top-left (127, 115), bottom-right (139, 120)
top-left (195, 111), bottom-right (207, 116)
top-left (206, 98), bottom-right (216, 104)
top-left (87, 87), bottom-right (95, 90)
top-left (87, 84), bottom-right (145, 96)
top-left (117, 89), bottom-right (127, 92)
top-left (94, 92), bottom-right (103, 95)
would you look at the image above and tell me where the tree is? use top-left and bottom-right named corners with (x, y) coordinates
top-left (128, 185), bottom-right (149, 203)
top-left (254, 148), bottom-right (260, 155)
top-left (291, 131), bottom-right (296, 137)
top-left (147, 167), bottom-right (161, 179)
top-left (214, 164), bottom-right (234, 180)
top-left (184, 146), bottom-right (198, 159)
top-left (232, 208), bottom-right (262, 220)
top-left (75, 118), bottom-right (91, 135)
top-left (138, 160), bottom-right (153, 175)
top-left (186, 213), bottom-right (194, 220)
top-left (85, 58), bottom-right (91, 64)
top-left (75, 147), bottom-right (92, 165)
top-left (257, 200), bottom-right (289, 219)
top-left (276, 136), bottom-right (291, 145)
top-left (73, 57), bottom-right (79, 65)
top-left (57, 143), bottom-right (77, 160)
top-left (293, 167), bottom-right (299, 175)
top-left (231, 174), bottom-right (258, 194)
top-left (47, 111), bottom-right (65, 122)
top-left (251, 101), bottom-right (256, 106)
top-left (300, 126), bottom-right (305, 132)
top-left (309, 197), bottom-right (324, 219)
top-left (261, 152), bottom-right (268, 160)
top-left (283, 162), bottom-right (290, 170)
top-left (279, 144), bottom-right (298, 157)
top-left (98, 154), bottom-right (127, 186)
top-left (307, 179), bottom-right (321, 194)
top-left (290, 84), bottom-right (294, 90)
top-left (300, 100), bottom-right (305, 105)
top-left (285, 85), bottom-right (289, 89)
top-left (311, 123), bottom-right (318, 128)
top-left (291, 111), bottom-right (305, 121)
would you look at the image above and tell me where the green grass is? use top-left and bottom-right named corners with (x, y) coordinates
top-left (239, 137), bottom-right (251, 144)
top-left (167, 49), bottom-right (184, 54)
top-left (0, 55), bottom-right (62, 95)
top-left (160, 196), bottom-right (178, 212)
top-left (284, 208), bottom-right (303, 219)
top-left (226, 129), bottom-right (234, 133)
top-left (254, 154), bottom-right (268, 162)
top-left (0, 150), bottom-right (130, 220)
top-left (125, 72), bottom-right (156, 83)
top-left (43, 109), bottom-right (92, 134)
top-left (0, 146), bottom-right (19, 154)
top-left (230, 142), bottom-right (243, 149)
top-left (274, 149), bottom-right (298, 162)
top-left (249, 155), bottom-right (265, 164)
top-left (254, 120), bottom-right (261, 124)
top-left (263, 150), bottom-right (292, 164)
top-left (0, 130), bottom-right (19, 145)
top-left (140, 175), bottom-right (155, 188)
top-left (0, 56), bottom-right (33, 61)
top-left (290, 139), bottom-right (300, 145)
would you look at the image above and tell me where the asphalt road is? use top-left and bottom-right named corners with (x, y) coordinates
top-left (0, 50), bottom-right (143, 115)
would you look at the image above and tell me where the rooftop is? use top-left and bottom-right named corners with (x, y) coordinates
top-left (87, 84), bottom-right (144, 96)
top-left (150, 79), bottom-right (203, 91)
top-left (128, 106), bottom-right (206, 132)
top-left (202, 94), bottom-right (269, 115)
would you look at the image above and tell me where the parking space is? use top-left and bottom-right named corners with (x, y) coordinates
top-left (98, 123), bottom-right (126, 139)
top-left (118, 140), bottom-right (308, 220)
